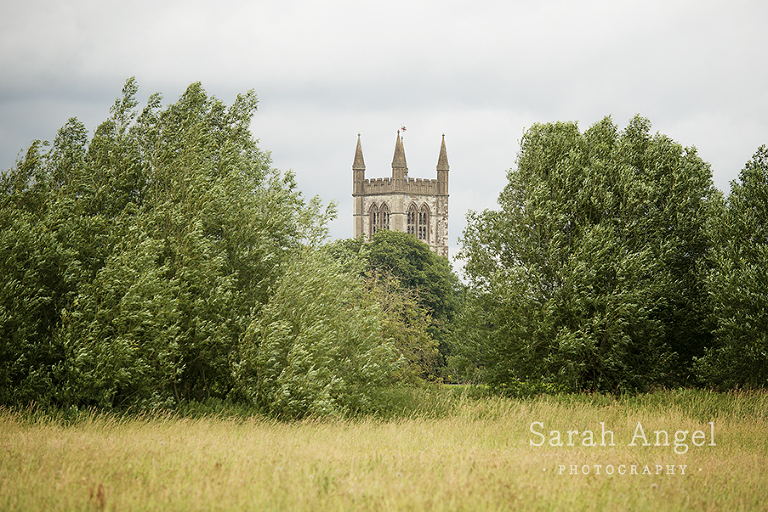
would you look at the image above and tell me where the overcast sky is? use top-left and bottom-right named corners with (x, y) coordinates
top-left (2, 0), bottom-right (767, 267)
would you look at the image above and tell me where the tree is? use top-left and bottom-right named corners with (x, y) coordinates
top-left (697, 145), bottom-right (768, 388)
top-left (365, 230), bottom-right (459, 326)
top-left (328, 230), bottom-right (460, 375)
top-left (459, 116), bottom-right (716, 393)
top-left (363, 270), bottom-right (440, 382)
top-left (0, 78), bottom-right (335, 408)
top-left (234, 248), bottom-right (403, 418)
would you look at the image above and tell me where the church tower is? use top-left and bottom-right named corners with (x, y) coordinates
top-left (352, 131), bottom-right (449, 257)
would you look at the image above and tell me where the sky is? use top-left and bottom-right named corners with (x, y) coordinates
top-left (2, 0), bottom-right (767, 270)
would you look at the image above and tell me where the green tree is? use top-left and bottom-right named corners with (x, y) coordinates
top-left (0, 128), bottom-right (108, 405)
top-left (329, 230), bottom-right (460, 375)
top-left (366, 230), bottom-right (459, 326)
top-left (234, 248), bottom-right (402, 418)
top-left (697, 145), bottom-right (768, 388)
top-left (0, 78), bottom-right (334, 408)
top-left (459, 116), bottom-right (715, 393)
top-left (364, 270), bottom-right (439, 381)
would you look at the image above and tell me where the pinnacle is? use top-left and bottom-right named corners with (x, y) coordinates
top-left (353, 133), bottom-right (365, 170)
top-left (392, 131), bottom-right (407, 170)
top-left (437, 133), bottom-right (449, 171)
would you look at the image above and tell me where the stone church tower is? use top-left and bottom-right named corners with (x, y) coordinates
top-left (352, 131), bottom-right (449, 257)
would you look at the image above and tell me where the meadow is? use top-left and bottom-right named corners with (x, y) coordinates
top-left (1, 388), bottom-right (767, 511)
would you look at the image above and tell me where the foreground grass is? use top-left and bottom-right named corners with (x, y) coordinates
top-left (1, 389), bottom-right (767, 511)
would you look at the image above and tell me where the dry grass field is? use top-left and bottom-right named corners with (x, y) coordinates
top-left (1, 389), bottom-right (767, 511)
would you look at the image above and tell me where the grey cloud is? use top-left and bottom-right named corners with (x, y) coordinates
top-left (2, 0), bottom-right (767, 268)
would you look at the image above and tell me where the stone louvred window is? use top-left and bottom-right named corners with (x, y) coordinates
top-left (369, 203), bottom-right (379, 235)
top-left (380, 203), bottom-right (390, 230)
top-left (418, 204), bottom-right (429, 243)
top-left (370, 202), bottom-right (389, 236)
top-left (407, 203), bottom-right (429, 243)
top-left (407, 204), bottom-right (417, 235)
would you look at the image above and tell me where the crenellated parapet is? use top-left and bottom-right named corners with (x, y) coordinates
top-left (357, 176), bottom-right (442, 196)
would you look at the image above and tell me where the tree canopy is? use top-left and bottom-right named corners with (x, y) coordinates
top-left (697, 145), bottom-right (768, 388)
top-left (459, 116), bottom-right (716, 393)
top-left (235, 248), bottom-right (403, 417)
top-left (4, 84), bottom-right (767, 411)
top-left (356, 230), bottom-right (458, 324)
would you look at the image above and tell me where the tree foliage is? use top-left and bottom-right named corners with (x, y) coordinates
top-left (328, 230), bottom-right (460, 377)
top-left (365, 230), bottom-right (459, 327)
top-left (697, 145), bottom-right (768, 388)
top-left (363, 270), bottom-right (439, 382)
top-left (459, 116), bottom-right (716, 393)
top-left (0, 78), bottom-right (335, 409)
top-left (332, 231), bottom-right (459, 322)
top-left (234, 248), bottom-right (403, 418)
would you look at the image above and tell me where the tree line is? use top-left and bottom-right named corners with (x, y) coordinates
top-left (1, 80), bottom-right (766, 416)
top-left (0, 79), bottom-right (451, 416)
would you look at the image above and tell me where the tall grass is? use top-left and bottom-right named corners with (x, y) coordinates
top-left (1, 388), bottom-right (766, 511)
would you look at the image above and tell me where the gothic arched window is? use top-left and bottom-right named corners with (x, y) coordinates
top-left (418, 204), bottom-right (429, 242)
top-left (407, 204), bottom-right (417, 235)
top-left (369, 203), bottom-right (379, 236)
top-left (370, 202), bottom-right (390, 236)
top-left (380, 203), bottom-right (390, 231)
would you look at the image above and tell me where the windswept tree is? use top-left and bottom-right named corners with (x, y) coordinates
top-left (0, 78), bottom-right (334, 408)
top-left (234, 248), bottom-right (403, 418)
top-left (698, 145), bottom-right (768, 388)
top-left (459, 116), bottom-right (716, 393)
